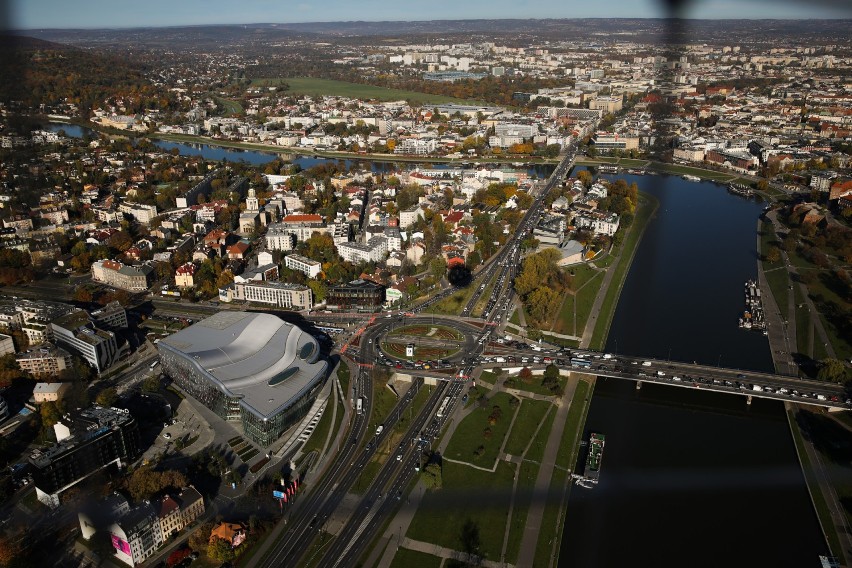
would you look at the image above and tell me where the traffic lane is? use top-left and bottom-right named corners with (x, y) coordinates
top-left (333, 382), bottom-right (464, 566)
top-left (271, 379), bottom-right (426, 566)
top-left (322, 384), bottom-right (447, 566)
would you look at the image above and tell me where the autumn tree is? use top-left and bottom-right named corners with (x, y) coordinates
top-left (96, 387), bottom-right (118, 407)
top-left (189, 522), bottom-right (215, 551)
top-left (167, 548), bottom-right (191, 567)
top-left (208, 537), bottom-right (236, 562)
top-left (765, 246), bottom-right (781, 264)
top-left (817, 359), bottom-right (849, 383)
top-left (125, 466), bottom-right (188, 502)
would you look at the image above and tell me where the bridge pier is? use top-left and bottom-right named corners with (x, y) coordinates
top-left (635, 381), bottom-right (642, 390)
top-left (747, 395), bottom-right (752, 406)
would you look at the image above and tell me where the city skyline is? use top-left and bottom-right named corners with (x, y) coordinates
top-left (10, 0), bottom-right (851, 30)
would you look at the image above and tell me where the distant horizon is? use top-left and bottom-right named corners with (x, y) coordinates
top-left (10, 15), bottom-right (852, 33)
top-left (9, 0), bottom-right (852, 31)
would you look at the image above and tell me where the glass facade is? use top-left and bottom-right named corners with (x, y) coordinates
top-left (240, 378), bottom-right (325, 447)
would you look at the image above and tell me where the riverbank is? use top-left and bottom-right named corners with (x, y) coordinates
top-left (44, 116), bottom-right (561, 167)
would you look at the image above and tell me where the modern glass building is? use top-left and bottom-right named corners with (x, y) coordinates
top-left (157, 312), bottom-right (327, 447)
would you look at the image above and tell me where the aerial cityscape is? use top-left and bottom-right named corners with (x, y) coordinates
top-left (0, 3), bottom-right (850, 568)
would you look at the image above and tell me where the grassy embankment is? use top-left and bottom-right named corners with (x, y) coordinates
top-left (534, 378), bottom-right (593, 566)
top-left (553, 264), bottom-right (603, 337)
top-left (786, 407), bottom-right (845, 557)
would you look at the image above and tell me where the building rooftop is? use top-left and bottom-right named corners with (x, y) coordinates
top-left (159, 312), bottom-right (326, 419)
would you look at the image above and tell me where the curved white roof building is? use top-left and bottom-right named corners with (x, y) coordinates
top-left (158, 311), bottom-right (327, 446)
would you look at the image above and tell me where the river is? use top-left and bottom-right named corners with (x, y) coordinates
top-left (560, 172), bottom-right (827, 567)
top-left (44, 122), bottom-right (555, 178)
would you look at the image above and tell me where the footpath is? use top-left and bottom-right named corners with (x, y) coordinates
top-left (758, 212), bottom-right (849, 566)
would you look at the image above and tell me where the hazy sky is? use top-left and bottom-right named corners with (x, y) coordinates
top-left (9, 0), bottom-right (851, 29)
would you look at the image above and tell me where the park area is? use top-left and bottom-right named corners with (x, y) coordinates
top-left (249, 77), bottom-right (481, 105)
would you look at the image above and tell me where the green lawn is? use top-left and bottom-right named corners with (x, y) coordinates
top-left (472, 272), bottom-right (501, 318)
top-left (424, 285), bottom-right (477, 315)
top-left (504, 371), bottom-right (566, 398)
top-left (509, 308), bottom-right (521, 326)
top-left (444, 392), bottom-right (517, 469)
top-left (805, 274), bottom-right (852, 363)
top-left (371, 376), bottom-right (400, 432)
top-left (504, 460), bottom-right (540, 565)
top-left (388, 324), bottom-right (463, 340)
top-left (525, 405), bottom-right (557, 465)
top-left (554, 265), bottom-right (601, 336)
top-left (555, 380), bottom-right (592, 471)
top-left (389, 547), bottom-right (443, 568)
top-left (574, 156), bottom-right (619, 165)
top-left (787, 408), bottom-right (844, 557)
top-left (252, 77), bottom-right (484, 105)
top-left (337, 364), bottom-right (350, 397)
top-left (504, 399), bottom-right (553, 457)
top-left (299, 400), bottom-right (336, 456)
top-left (648, 162), bottom-right (738, 182)
top-left (588, 193), bottom-right (659, 350)
top-left (406, 461), bottom-right (516, 562)
top-left (618, 158), bottom-right (650, 167)
top-left (477, 370), bottom-right (496, 386)
top-left (534, 467), bottom-right (568, 568)
top-left (213, 95), bottom-right (243, 115)
top-left (793, 285), bottom-right (813, 359)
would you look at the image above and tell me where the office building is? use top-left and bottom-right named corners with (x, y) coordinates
top-left (158, 312), bottom-right (327, 446)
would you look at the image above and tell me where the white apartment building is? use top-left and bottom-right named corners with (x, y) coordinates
top-left (338, 237), bottom-right (387, 264)
top-left (284, 254), bottom-right (322, 278)
top-left (574, 212), bottom-right (621, 236)
top-left (117, 203), bottom-right (158, 224)
top-left (399, 206), bottom-right (424, 229)
top-left (220, 281), bottom-right (313, 310)
top-left (265, 225), bottom-right (296, 251)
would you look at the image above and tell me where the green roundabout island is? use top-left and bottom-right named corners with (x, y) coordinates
top-left (380, 340), bottom-right (462, 362)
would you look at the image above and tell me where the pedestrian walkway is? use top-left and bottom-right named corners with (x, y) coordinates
top-left (786, 403), bottom-right (852, 567)
top-left (514, 377), bottom-right (581, 567)
top-left (755, 216), bottom-right (798, 376)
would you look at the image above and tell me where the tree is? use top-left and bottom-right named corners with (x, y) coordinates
top-left (40, 400), bottom-right (63, 429)
top-left (208, 537), bottom-right (236, 562)
top-left (430, 257), bottom-right (448, 280)
top-left (816, 359), bottom-right (849, 383)
top-left (96, 387), bottom-right (118, 407)
top-left (142, 375), bottom-right (160, 393)
top-left (542, 364), bottom-right (563, 396)
top-left (167, 549), bottom-right (191, 567)
top-left (189, 523), bottom-right (214, 551)
top-left (765, 246), bottom-right (781, 264)
top-left (125, 467), bottom-right (188, 502)
top-left (422, 461), bottom-right (443, 489)
top-left (307, 279), bottom-right (327, 302)
top-left (518, 367), bottom-right (533, 383)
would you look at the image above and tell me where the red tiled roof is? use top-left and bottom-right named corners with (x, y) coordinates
top-left (283, 214), bottom-right (323, 223)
